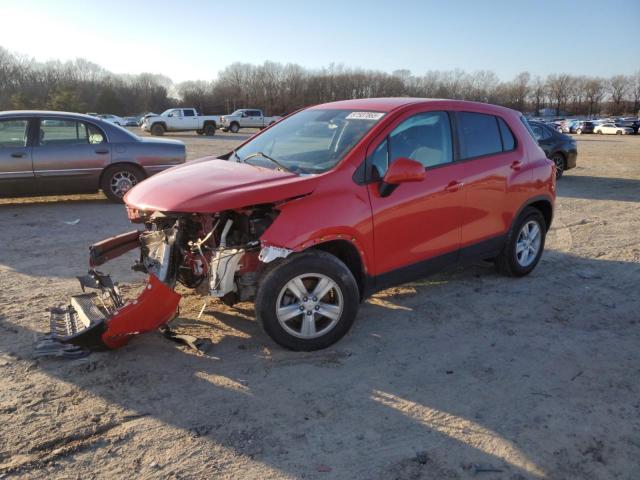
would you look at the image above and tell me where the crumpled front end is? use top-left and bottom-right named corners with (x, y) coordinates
top-left (38, 203), bottom-right (288, 356)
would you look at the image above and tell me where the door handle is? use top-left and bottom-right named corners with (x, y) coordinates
top-left (11, 152), bottom-right (26, 158)
top-left (510, 161), bottom-right (522, 171)
top-left (445, 181), bottom-right (464, 193)
top-left (95, 148), bottom-right (110, 154)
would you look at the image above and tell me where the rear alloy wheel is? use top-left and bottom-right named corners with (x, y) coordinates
top-left (551, 153), bottom-right (565, 179)
top-left (256, 251), bottom-right (359, 351)
top-left (151, 124), bottom-right (165, 136)
top-left (495, 206), bottom-right (546, 277)
top-left (616, 130), bottom-right (622, 135)
top-left (101, 165), bottom-right (144, 202)
top-left (229, 123), bottom-right (240, 133)
top-left (204, 124), bottom-right (216, 136)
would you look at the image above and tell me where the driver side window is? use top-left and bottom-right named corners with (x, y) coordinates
top-left (371, 111), bottom-right (453, 179)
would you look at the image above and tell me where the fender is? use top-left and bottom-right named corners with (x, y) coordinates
top-left (260, 188), bottom-right (374, 275)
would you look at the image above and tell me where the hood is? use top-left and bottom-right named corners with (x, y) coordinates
top-left (124, 158), bottom-right (320, 213)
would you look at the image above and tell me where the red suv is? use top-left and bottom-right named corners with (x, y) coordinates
top-left (48, 98), bottom-right (555, 353)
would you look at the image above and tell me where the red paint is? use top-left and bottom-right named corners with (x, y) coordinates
top-left (126, 98), bottom-right (554, 279)
top-left (383, 157), bottom-right (426, 184)
top-left (100, 274), bottom-right (181, 349)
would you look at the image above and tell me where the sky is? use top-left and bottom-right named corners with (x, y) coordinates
top-left (1, 0), bottom-right (638, 83)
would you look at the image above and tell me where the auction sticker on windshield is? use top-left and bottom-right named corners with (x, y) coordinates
top-left (345, 112), bottom-right (385, 120)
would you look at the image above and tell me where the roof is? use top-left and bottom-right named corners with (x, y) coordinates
top-left (0, 110), bottom-right (98, 120)
top-left (309, 97), bottom-right (518, 115)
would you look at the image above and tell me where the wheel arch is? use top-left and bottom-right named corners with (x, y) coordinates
top-left (202, 120), bottom-right (217, 128)
top-left (309, 239), bottom-right (366, 300)
top-left (150, 121), bottom-right (167, 130)
top-left (99, 161), bottom-right (147, 186)
top-left (517, 195), bottom-right (554, 230)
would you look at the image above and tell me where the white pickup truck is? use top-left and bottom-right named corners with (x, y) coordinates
top-left (142, 108), bottom-right (220, 136)
top-left (219, 109), bottom-right (282, 133)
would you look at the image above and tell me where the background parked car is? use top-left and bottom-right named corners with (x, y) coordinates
top-left (97, 114), bottom-right (126, 126)
top-left (528, 120), bottom-right (577, 179)
top-left (219, 109), bottom-right (282, 133)
top-left (594, 122), bottom-right (634, 135)
top-left (571, 121), bottom-right (595, 134)
top-left (124, 117), bottom-right (139, 127)
top-left (141, 108), bottom-right (220, 136)
top-left (0, 111), bottom-right (186, 202)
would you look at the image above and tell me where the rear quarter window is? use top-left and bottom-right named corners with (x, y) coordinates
top-left (457, 112), bottom-right (502, 159)
top-left (497, 118), bottom-right (516, 151)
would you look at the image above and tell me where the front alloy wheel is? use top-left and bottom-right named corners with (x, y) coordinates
top-left (276, 274), bottom-right (343, 339)
top-left (256, 251), bottom-right (359, 351)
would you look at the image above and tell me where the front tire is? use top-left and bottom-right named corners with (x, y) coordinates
top-left (229, 122), bottom-right (240, 134)
top-left (495, 207), bottom-right (546, 277)
top-left (255, 251), bottom-right (359, 351)
top-left (101, 164), bottom-right (145, 203)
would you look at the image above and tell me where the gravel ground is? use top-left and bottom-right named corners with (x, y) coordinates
top-left (0, 129), bottom-right (639, 480)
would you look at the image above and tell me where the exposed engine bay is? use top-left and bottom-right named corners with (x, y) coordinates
top-left (37, 205), bottom-right (292, 355)
top-left (131, 205), bottom-right (283, 304)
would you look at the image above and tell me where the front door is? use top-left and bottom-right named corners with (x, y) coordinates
top-left (366, 111), bottom-right (465, 281)
top-left (0, 118), bottom-right (35, 195)
top-left (32, 118), bottom-right (110, 194)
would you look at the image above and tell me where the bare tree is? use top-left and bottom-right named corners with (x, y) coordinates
top-left (609, 75), bottom-right (628, 115)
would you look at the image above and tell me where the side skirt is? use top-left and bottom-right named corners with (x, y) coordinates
top-left (363, 234), bottom-right (506, 298)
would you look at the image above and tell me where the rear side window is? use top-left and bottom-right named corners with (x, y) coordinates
top-left (39, 119), bottom-right (88, 146)
top-left (183, 109), bottom-right (195, 117)
top-left (457, 112), bottom-right (502, 159)
top-left (497, 118), bottom-right (516, 151)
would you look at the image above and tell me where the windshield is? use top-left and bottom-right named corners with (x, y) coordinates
top-left (233, 109), bottom-right (385, 174)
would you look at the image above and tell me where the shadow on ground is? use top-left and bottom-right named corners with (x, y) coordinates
top-left (1, 251), bottom-right (638, 479)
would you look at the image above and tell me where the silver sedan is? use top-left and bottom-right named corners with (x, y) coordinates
top-left (0, 111), bottom-right (186, 202)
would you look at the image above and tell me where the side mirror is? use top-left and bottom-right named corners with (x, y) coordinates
top-left (379, 157), bottom-right (425, 197)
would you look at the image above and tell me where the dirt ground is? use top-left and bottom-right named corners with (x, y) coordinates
top-left (0, 129), bottom-right (639, 480)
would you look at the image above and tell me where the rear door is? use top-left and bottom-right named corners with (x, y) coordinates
top-left (367, 110), bottom-right (466, 278)
top-left (0, 118), bottom-right (35, 195)
top-left (183, 109), bottom-right (199, 129)
top-left (247, 110), bottom-right (263, 128)
top-left (32, 118), bottom-right (110, 194)
top-left (454, 111), bottom-right (525, 258)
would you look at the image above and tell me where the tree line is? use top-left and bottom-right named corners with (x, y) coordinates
top-left (1, 46), bottom-right (639, 117)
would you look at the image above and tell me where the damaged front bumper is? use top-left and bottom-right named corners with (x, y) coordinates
top-left (38, 231), bottom-right (182, 356)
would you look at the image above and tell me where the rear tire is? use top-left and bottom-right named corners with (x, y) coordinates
top-left (204, 124), bottom-right (216, 136)
top-left (101, 164), bottom-right (145, 203)
top-left (495, 207), bottom-right (546, 277)
top-left (196, 129), bottom-right (204, 135)
top-left (151, 123), bottom-right (165, 136)
top-left (256, 251), bottom-right (359, 351)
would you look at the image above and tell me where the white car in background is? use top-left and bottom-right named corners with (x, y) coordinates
top-left (97, 114), bottom-right (126, 126)
top-left (594, 122), bottom-right (634, 135)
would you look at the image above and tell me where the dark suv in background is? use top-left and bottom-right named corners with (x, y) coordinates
top-left (528, 120), bottom-right (577, 178)
top-left (571, 121), bottom-right (595, 134)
